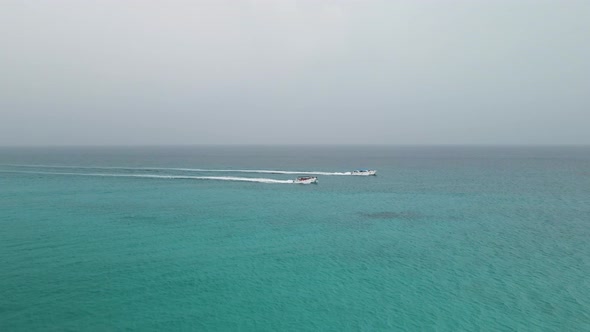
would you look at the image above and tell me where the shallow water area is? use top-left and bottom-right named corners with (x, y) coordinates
top-left (1, 146), bottom-right (589, 331)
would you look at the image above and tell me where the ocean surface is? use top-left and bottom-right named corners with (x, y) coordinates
top-left (1, 146), bottom-right (589, 331)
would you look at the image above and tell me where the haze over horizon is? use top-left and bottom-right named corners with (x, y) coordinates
top-left (1, 0), bottom-right (589, 146)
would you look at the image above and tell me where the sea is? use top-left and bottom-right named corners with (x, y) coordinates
top-left (1, 145), bottom-right (589, 331)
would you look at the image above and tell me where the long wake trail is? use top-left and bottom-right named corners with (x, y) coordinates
top-left (0, 170), bottom-right (295, 184)
top-left (0, 164), bottom-right (352, 175)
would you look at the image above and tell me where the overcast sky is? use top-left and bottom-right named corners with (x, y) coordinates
top-left (1, 0), bottom-right (589, 146)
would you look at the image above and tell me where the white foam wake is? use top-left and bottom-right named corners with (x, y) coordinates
top-left (0, 170), bottom-right (295, 184)
top-left (1, 164), bottom-right (353, 175)
top-left (205, 169), bottom-right (352, 175)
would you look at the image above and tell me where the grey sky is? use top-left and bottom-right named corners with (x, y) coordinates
top-left (1, 0), bottom-right (589, 146)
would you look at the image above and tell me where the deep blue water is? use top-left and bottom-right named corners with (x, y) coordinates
top-left (1, 146), bottom-right (589, 331)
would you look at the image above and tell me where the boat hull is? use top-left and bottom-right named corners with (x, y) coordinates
top-left (294, 177), bottom-right (318, 184)
top-left (351, 170), bottom-right (377, 176)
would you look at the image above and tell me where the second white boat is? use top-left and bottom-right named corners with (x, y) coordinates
top-left (349, 169), bottom-right (377, 176)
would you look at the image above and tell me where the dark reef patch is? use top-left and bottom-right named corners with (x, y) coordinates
top-left (358, 211), bottom-right (423, 221)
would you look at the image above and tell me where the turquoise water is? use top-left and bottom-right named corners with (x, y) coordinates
top-left (1, 146), bottom-right (589, 331)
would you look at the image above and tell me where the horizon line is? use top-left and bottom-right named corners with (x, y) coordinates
top-left (1, 143), bottom-right (589, 148)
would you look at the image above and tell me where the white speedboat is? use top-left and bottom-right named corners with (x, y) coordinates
top-left (350, 169), bottom-right (377, 176)
top-left (294, 176), bottom-right (318, 184)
